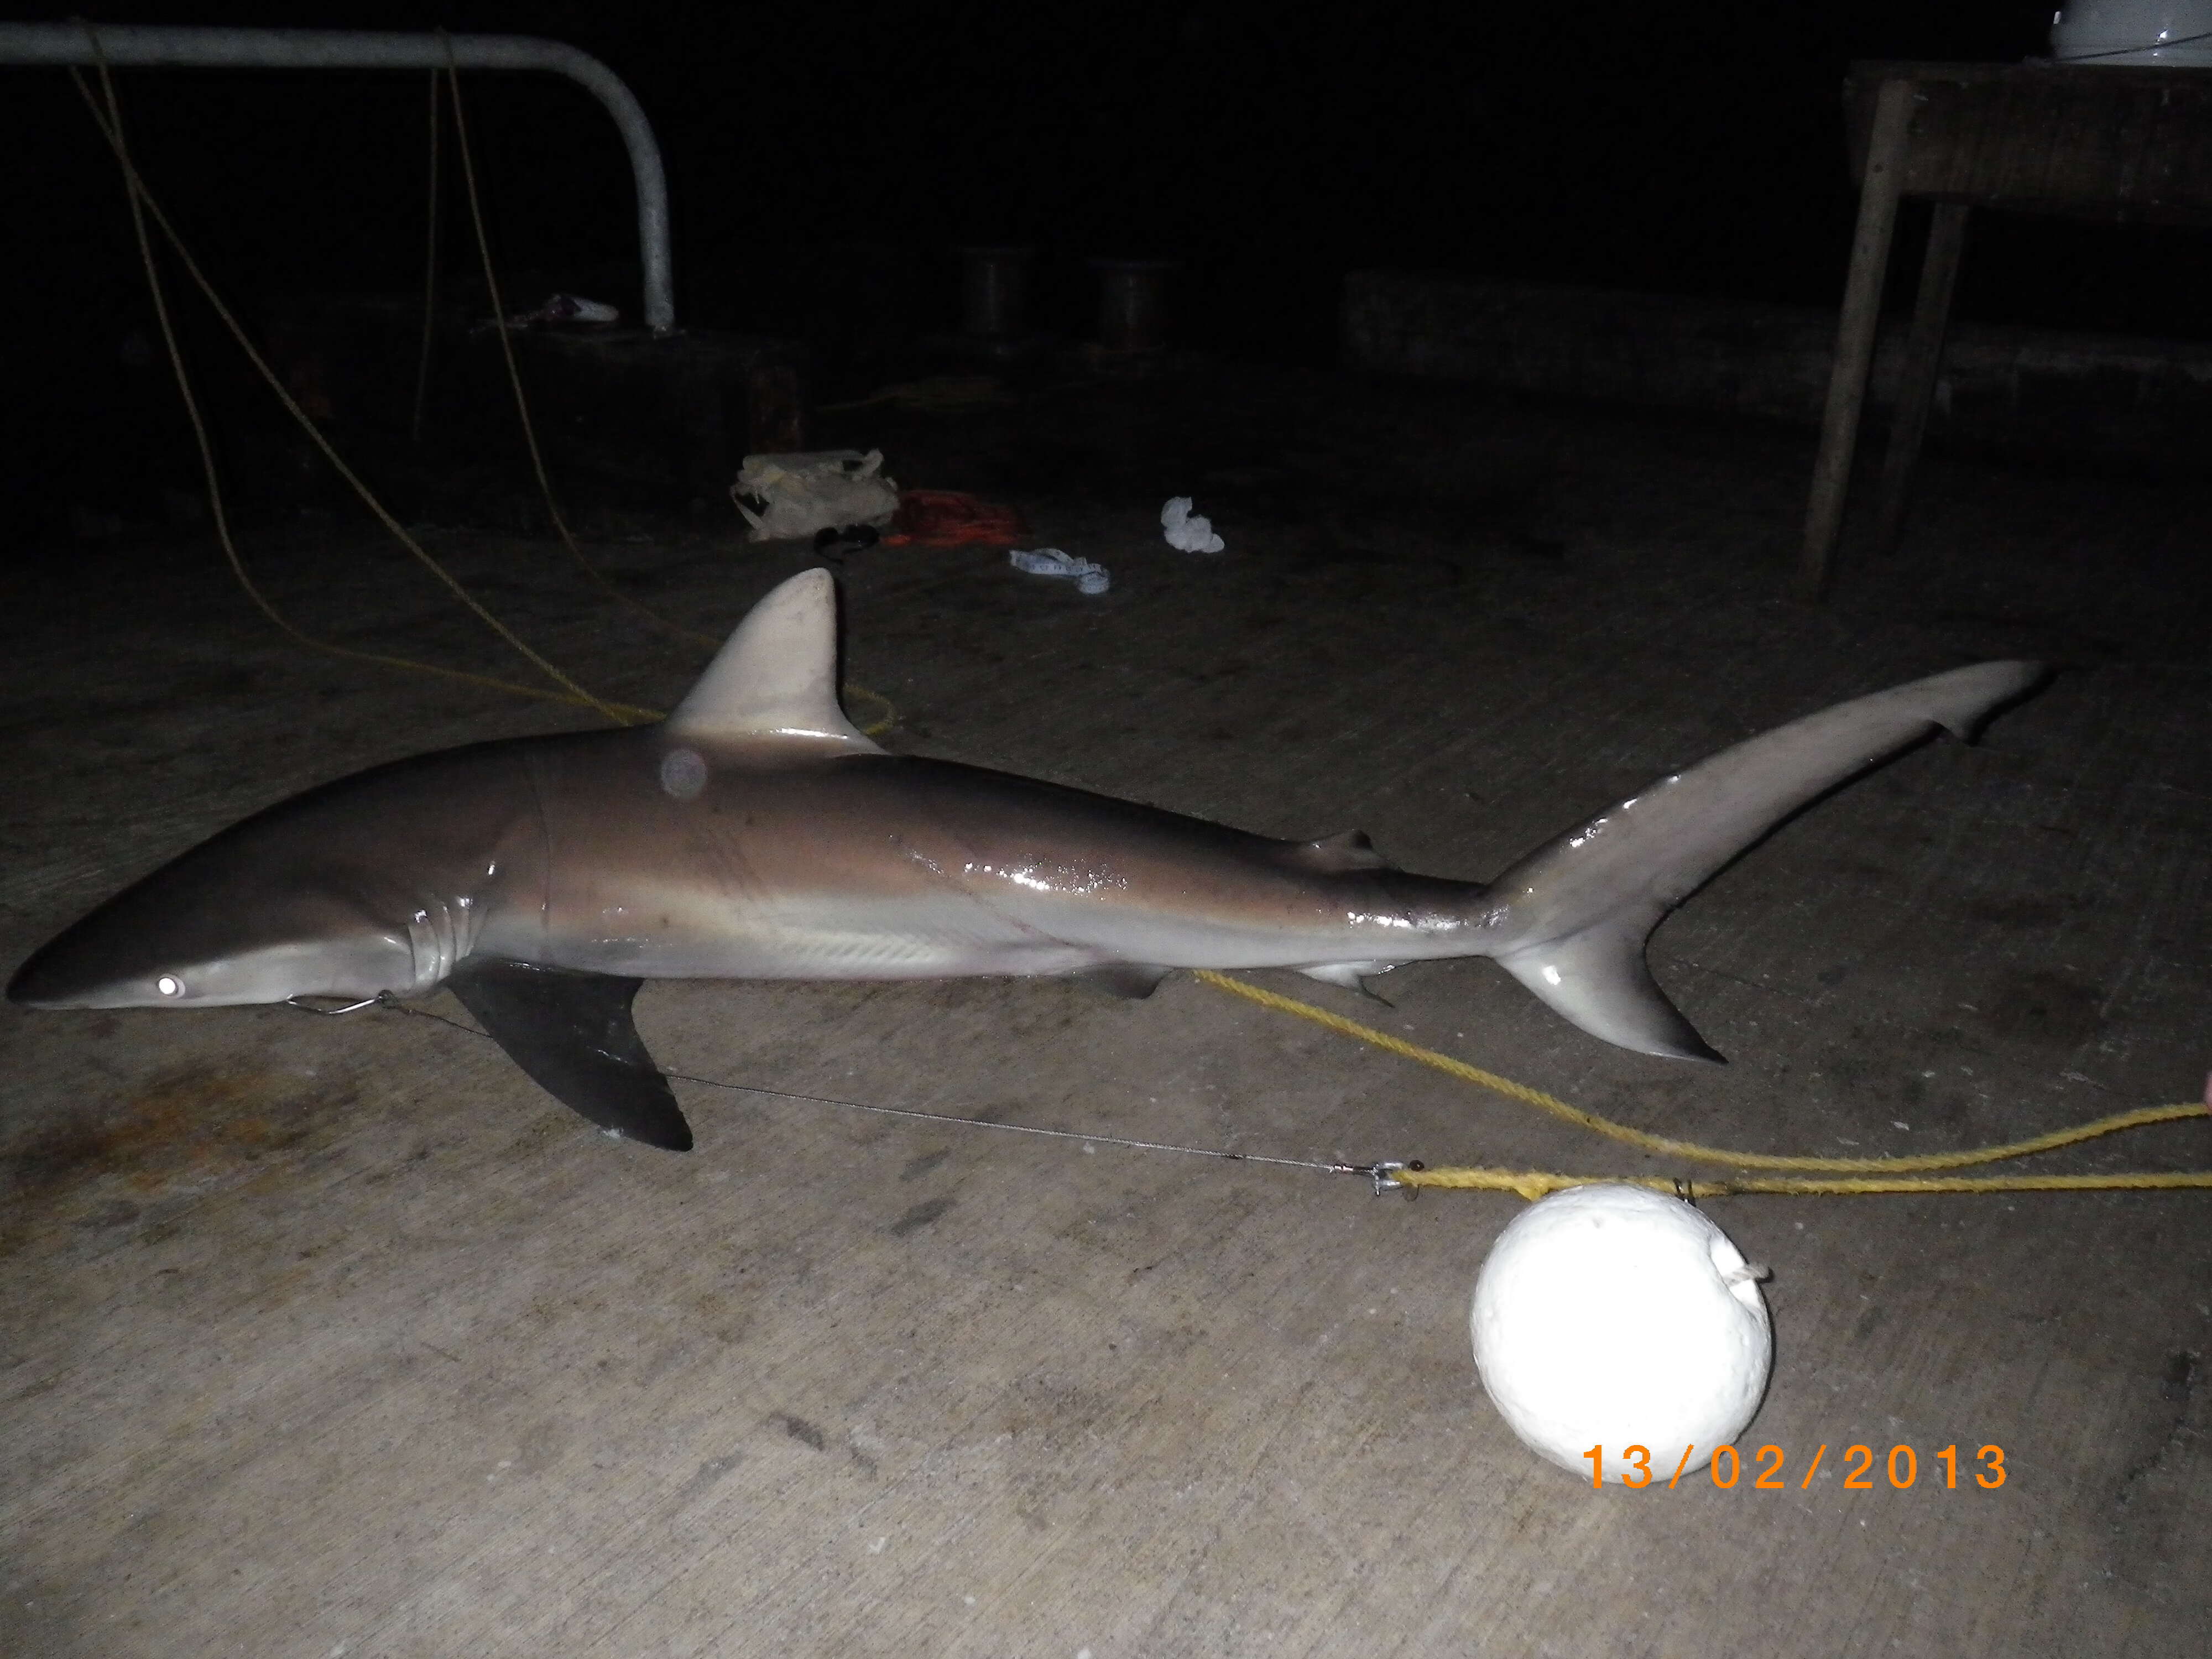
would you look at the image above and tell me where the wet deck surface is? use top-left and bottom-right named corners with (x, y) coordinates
top-left (4, 364), bottom-right (2209, 1657)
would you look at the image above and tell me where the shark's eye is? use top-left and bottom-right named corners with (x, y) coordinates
top-left (155, 975), bottom-right (184, 998)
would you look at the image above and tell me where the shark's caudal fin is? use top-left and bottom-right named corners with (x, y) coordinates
top-left (1483, 661), bottom-right (2046, 1061)
top-left (668, 568), bottom-right (882, 753)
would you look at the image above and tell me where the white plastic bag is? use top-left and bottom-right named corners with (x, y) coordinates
top-left (1161, 495), bottom-right (1224, 553)
top-left (731, 450), bottom-right (901, 543)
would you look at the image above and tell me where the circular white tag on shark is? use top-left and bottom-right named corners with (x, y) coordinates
top-left (659, 747), bottom-right (708, 801)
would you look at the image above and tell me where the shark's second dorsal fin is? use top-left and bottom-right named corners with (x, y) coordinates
top-left (667, 568), bottom-right (882, 752)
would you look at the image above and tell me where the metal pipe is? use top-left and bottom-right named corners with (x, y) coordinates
top-left (0, 20), bottom-right (675, 333)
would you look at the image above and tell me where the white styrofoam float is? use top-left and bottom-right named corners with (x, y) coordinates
top-left (1472, 1183), bottom-right (1772, 1485)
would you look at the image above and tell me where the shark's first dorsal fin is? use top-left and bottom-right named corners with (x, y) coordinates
top-left (667, 568), bottom-right (882, 752)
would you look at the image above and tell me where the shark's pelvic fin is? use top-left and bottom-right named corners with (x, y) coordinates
top-left (1484, 660), bottom-right (2046, 1061)
top-left (446, 960), bottom-right (695, 1151)
top-left (667, 568), bottom-right (883, 753)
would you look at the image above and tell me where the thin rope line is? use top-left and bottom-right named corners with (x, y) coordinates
top-left (409, 66), bottom-right (441, 444)
top-left (72, 35), bottom-right (634, 726)
top-left (388, 999), bottom-right (1352, 1175)
top-left (441, 43), bottom-right (719, 654)
top-left (77, 57), bottom-right (881, 737)
top-left (433, 45), bottom-right (896, 737)
top-left (77, 63), bottom-right (625, 716)
top-left (75, 39), bottom-right (879, 735)
top-left (384, 993), bottom-right (2212, 1197)
top-left (672, 1069), bottom-right (1349, 1172)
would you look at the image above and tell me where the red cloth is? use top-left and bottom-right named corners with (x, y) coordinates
top-left (883, 489), bottom-right (1027, 549)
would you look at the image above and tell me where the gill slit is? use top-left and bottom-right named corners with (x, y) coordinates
top-left (523, 745), bottom-right (557, 952)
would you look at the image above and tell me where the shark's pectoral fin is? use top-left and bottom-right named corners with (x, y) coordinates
top-left (1494, 915), bottom-right (1723, 1063)
top-left (445, 960), bottom-right (695, 1151)
top-left (1073, 962), bottom-right (1173, 999)
top-left (1297, 961), bottom-right (1400, 1003)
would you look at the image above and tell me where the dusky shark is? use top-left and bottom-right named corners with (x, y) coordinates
top-left (8, 569), bottom-right (2043, 1151)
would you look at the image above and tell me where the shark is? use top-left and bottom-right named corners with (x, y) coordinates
top-left (8, 569), bottom-right (2043, 1151)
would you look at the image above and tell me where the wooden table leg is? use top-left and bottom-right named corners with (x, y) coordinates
top-left (1797, 77), bottom-right (1914, 602)
top-left (1872, 201), bottom-right (1969, 559)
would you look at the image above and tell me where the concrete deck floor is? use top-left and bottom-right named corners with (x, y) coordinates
top-left (4, 364), bottom-right (2209, 1657)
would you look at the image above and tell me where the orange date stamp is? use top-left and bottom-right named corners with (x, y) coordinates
top-left (1585, 1442), bottom-right (2007, 1490)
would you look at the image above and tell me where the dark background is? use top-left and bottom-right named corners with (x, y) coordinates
top-left (5, 2), bottom-right (2209, 539)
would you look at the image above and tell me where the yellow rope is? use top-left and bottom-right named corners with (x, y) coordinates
top-left (439, 45), bottom-right (896, 736)
top-left (1192, 971), bottom-right (2210, 1196)
top-left (73, 55), bottom-right (639, 726)
top-left (432, 56), bottom-right (896, 738)
top-left (1385, 1165), bottom-right (2212, 1201)
top-left (74, 45), bottom-right (893, 738)
top-left (439, 49), bottom-right (695, 650)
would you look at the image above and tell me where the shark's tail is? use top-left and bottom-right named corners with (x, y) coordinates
top-left (1480, 661), bottom-right (2045, 1061)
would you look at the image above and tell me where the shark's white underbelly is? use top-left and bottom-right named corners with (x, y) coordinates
top-left (521, 879), bottom-right (1462, 982)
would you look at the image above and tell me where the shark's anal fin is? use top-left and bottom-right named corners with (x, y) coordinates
top-left (1281, 830), bottom-right (1391, 873)
top-left (1073, 962), bottom-right (1173, 999)
top-left (446, 960), bottom-right (694, 1151)
top-left (1297, 961), bottom-right (1400, 1003)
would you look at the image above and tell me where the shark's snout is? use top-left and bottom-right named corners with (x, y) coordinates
top-left (9, 871), bottom-right (425, 1011)
top-left (9, 916), bottom-right (184, 1009)
top-left (8, 957), bottom-right (72, 1008)
top-left (10, 928), bottom-right (106, 1007)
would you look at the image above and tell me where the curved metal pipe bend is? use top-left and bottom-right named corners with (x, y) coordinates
top-left (0, 20), bottom-right (675, 334)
